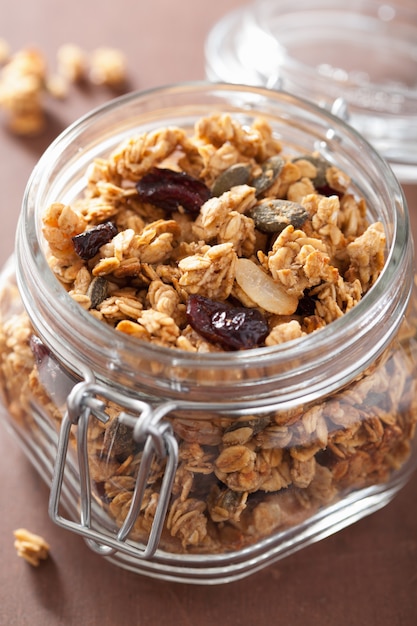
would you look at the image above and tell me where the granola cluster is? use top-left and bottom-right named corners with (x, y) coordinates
top-left (0, 47), bottom-right (49, 135)
top-left (13, 528), bottom-right (50, 566)
top-left (0, 113), bottom-right (416, 556)
top-left (41, 113), bottom-right (385, 350)
top-left (0, 302), bottom-right (416, 553)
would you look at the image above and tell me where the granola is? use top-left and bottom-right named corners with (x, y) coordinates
top-left (13, 528), bottom-right (50, 566)
top-left (39, 113), bottom-right (385, 350)
top-left (0, 47), bottom-right (47, 135)
top-left (89, 47), bottom-right (128, 88)
top-left (1, 268), bottom-right (417, 556)
top-left (0, 42), bottom-right (129, 135)
top-left (0, 112), bottom-right (416, 556)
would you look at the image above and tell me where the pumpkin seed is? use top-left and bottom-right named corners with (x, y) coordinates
top-left (252, 155), bottom-right (284, 196)
top-left (87, 276), bottom-right (109, 309)
top-left (292, 154), bottom-right (330, 188)
top-left (251, 199), bottom-right (309, 234)
top-left (211, 163), bottom-right (251, 196)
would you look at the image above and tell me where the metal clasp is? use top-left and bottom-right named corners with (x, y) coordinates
top-left (48, 377), bottom-right (178, 560)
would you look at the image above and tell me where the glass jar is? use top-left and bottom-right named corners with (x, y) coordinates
top-left (0, 82), bottom-right (416, 584)
top-left (205, 0), bottom-right (417, 184)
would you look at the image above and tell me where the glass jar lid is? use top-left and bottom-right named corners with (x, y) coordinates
top-left (205, 0), bottom-right (417, 183)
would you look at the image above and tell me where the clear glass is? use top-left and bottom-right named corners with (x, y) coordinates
top-left (205, 0), bottom-right (417, 183)
top-left (0, 83), bottom-right (416, 584)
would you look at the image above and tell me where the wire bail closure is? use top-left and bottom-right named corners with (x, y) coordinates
top-left (48, 376), bottom-right (179, 560)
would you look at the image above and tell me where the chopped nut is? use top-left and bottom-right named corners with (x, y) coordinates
top-left (235, 257), bottom-right (298, 315)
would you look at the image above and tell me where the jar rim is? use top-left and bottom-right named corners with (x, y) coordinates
top-left (16, 81), bottom-right (413, 402)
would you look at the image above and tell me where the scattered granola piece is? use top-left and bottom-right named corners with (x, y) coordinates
top-left (89, 47), bottom-right (127, 88)
top-left (13, 528), bottom-right (50, 566)
top-left (0, 42), bottom-right (131, 135)
top-left (56, 43), bottom-right (87, 83)
top-left (0, 38), bottom-right (10, 64)
top-left (46, 73), bottom-right (69, 99)
top-left (0, 47), bottom-right (47, 135)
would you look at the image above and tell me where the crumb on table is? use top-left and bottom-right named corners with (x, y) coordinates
top-left (13, 528), bottom-right (50, 566)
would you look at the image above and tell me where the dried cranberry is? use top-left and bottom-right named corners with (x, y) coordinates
top-left (316, 184), bottom-right (343, 199)
top-left (72, 222), bottom-right (118, 260)
top-left (296, 293), bottom-right (317, 317)
top-left (315, 447), bottom-right (337, 468)
top-left (135, 167), bottom-right (211, 214)
top-left (186, 295), bottom-right (269, 350)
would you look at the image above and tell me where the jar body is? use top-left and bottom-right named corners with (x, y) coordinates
top-left (0, 83), bottom-right (416, 583)
top-left (1, 255), bottom-right (417, 582)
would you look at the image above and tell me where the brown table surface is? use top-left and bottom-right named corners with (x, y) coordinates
top-left (1, 1), bottom-right (417, 624)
